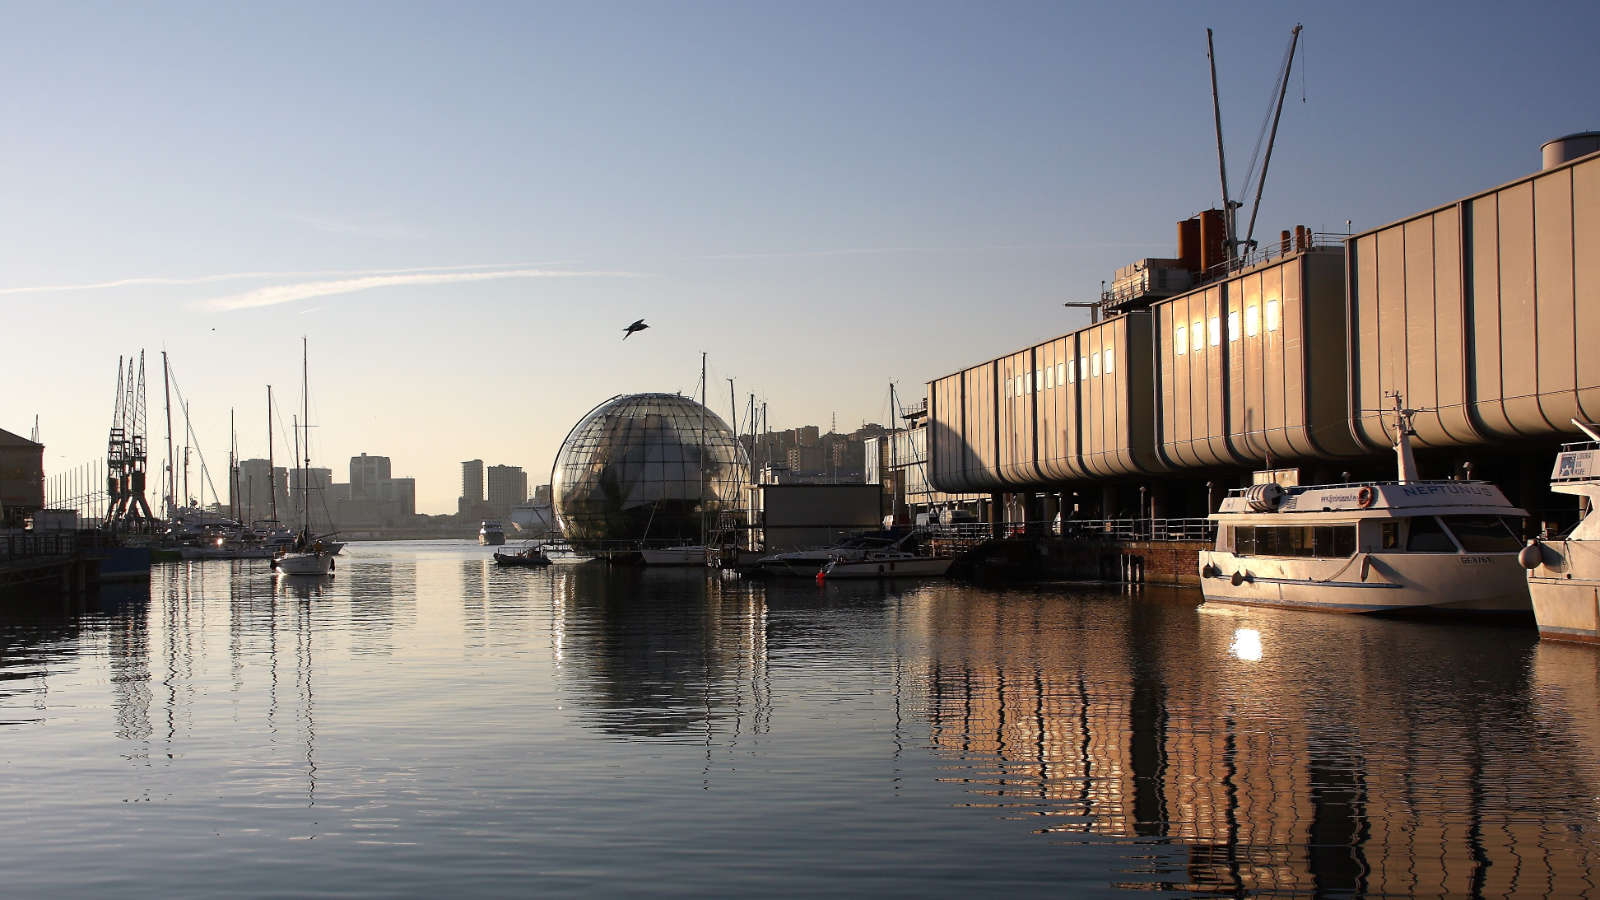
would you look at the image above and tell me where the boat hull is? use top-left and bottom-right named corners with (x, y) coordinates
top-left (1529, 540), bottom-right (1600, 641)
top-left (640, 546), bottom-right (706, 566)
top-left (273, 552), bottom-right (335, 576)
top-left (1200, 550), bottom-right (1531, 615)
top-left (822, 556), bottom-right (952, 579)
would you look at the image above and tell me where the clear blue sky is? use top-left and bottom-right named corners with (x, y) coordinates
top-left (3, 1), bottom-right (1595, 513)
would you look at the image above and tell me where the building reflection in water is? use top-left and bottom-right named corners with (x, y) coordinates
top-left (552, 565), bottom-right (771, 743)
top-left (906, 585), bottom-right (1600, 897)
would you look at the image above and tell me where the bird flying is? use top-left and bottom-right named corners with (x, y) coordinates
top-left (622, 318), bottom-right (649, 340)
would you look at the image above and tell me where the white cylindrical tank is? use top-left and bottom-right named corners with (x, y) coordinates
top-left (1542, 132), bottom-right (1600, 170)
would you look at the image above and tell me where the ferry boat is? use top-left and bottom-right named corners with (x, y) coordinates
top-left (1198, 400), bottom-right (1531, 615)
top-left (479, 521), bottom-right (506, 545)
top-left (1522, 429), bottom-right (1600, 642)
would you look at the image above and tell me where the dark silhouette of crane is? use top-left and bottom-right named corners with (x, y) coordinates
top-left (105, 352), bottom-right (155, 531)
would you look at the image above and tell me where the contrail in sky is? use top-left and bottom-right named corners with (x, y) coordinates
top-left (0, 262), bottom-right (557, 296)
top-left (204, 268), bottom-right (635, 311)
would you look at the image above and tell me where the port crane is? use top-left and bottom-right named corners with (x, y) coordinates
top-left (105, 351), bottom-right (156, 530)
top-left (1208, 24), bottom-right (1303, 268)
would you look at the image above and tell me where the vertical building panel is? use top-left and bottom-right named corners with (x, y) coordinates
top-left (1430, 207), bottom-right (1478, 444)
top-left (1376, 225), bottom-right (1409, 445)
top-left (1470, 195), bottom-right (1513, 437)
top-left (1498, 182), bottom-right (1543, 433)
top-left (1535, 169), bottom-right (1578, 428)
top-left (1403, 217), bottom-right (1440, 442)
top-left (1354, 235), bottom-right (1386, 446)
top-left (1270, 261), bottom-right (1306, 458)
top-left (1205, 285), bottom-right (1232, 464)
top-left (1576, 158), bottom-right (1600, 421)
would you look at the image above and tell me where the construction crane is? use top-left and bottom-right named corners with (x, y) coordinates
top-left (105, 351), bottom-right (155, 531)
top-left (1207, 24), bottom-right (1303, 268)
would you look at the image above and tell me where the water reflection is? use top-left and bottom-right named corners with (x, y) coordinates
top-left (554, 565), bottom-right (772, 742)
top-left (911, 586), bottom-right (1600, 896)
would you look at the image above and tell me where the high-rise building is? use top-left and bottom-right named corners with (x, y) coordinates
top-left (486, 465), bottom-right (527, 516)
top-left (462, 459), bottom-right (484, 504)
top-left (349, 453), bottom-right (392, 500)
top-left (233, 458), bottom-right (290, 524)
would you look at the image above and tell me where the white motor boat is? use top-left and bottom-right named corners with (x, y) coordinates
top-left (820, 550), bottom-right (953, 579)
top-left (640, 544), bottom-right (708, 566)
top-left (479, 521), bottom-right (506, 546)
top-left (535, 538), bottom-right (595, 565)
top-left (1198, 398), bottom-right (1531, 615)
top-left (756, 531), bottom-right (914, 576)
top-left (1523, 431), bottom-right (1600, 642)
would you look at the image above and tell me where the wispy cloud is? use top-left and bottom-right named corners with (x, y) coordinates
top-left (0, 262), bottom-right (554, 297)
top-left (696, 241), bottom-right (1160, 261)
top-left (203, 268), bottom-right (638, 311)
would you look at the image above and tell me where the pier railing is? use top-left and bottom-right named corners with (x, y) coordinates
top-left (919, 517), bottom-right (1216, 549)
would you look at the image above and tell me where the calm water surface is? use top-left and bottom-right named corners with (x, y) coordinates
top-left (5, 540), bottom-right (1600, 897)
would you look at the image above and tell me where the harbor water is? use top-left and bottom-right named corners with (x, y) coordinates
top-left (6, 541), bottom-right (1600, 897)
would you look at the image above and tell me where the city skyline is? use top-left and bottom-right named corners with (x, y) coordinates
top-left (2, 2), bottom-right (1596, 513)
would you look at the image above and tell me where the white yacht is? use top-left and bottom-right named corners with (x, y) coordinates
top-left (1199, 400), bottom-right (1531, 615)
top-left (820, 549), bottom-right (952, 580)
top-left (479, 521), bottom-right (506, 546)
top-left (1522, 430), bottom-right (1600, 642)
top-left (640, 544), bottom-right (708, 566)
top-left (755, 531), bottom-right (914, 576)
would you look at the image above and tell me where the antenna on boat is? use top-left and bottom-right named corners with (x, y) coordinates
top-left (1386, 391), bottom-right (1420, 484)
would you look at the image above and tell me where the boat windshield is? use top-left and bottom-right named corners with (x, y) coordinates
top-left (1440, 515), bottom-right (1523, 552)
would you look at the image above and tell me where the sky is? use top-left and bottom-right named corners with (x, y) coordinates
top-left (2, 1), bottom-right (1596, 514)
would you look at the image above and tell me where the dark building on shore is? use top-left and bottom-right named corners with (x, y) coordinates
top-left (0, 427), bottom-right (45, 528)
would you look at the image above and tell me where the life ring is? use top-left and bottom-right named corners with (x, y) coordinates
top-left (1356, 486), bottom-right (1374, 508)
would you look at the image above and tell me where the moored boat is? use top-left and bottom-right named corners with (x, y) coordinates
top-left (494, 545), bottom-right (552, 567)
top-left (479, 521), bottom-right (506, 545)
top-left (1198, 398), bottom-right (1531, 616)
top-left (1523, 432), bottom-right (1600, 641)
top-left (820, 549), bottom-right (953, 579)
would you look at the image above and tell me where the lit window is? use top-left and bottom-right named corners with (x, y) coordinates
top-left (1056, 362), bottom-right (1065, 384)
top-left (1191, 321), bottom-right (1204, 353)
top-left (1175, 324), bottom-right (1187, 355)
top-left (1015, 375), bottom-right (1023, 396)
top-left (1092, 351), bottom-right (1101, 377)
top-left (1035, 370), bottom-right (1042, 392)
top-left (1246, 305), bottom-right (1260, 337)
top-left (1080, 357), bottom-right (1088, 379)
top-left (1227, 311), bottom-right (1240, 342)
top-left (1026, 372), bottom-right (1032, 393)
top-left (1045, 366), bottom-right (1053, 390)
top-left (1067, 362), bottom-right (1076, 383)
top-left (1208, 316), bottom-right (1221, 347)
top-left (1265, 299), bottom-right (1281, 332)
top-left (1103, 346), bottom-right (1114, 373)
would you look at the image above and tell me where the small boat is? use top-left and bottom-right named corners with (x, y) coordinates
top-left (640, 544), bottom-right (707, 566)
top-left (820, 550), bottom-right (953, 579)
top-left (273, 542), bottom-right (336, 576)
top-left (535, 537), bottom-right (595, 565)
top-left (1522, 427), bottom-right (1600, 642)
top-left (1198, 397), bottom-right (1531, 616)
top-left (271, 339), bottom-right (337, 579)
top-left (755, 531), bottom-right (917, 576)
top-left (494, 545), bottom-right (552, 567)
top-left (479, 521), bottom-right (506, 546)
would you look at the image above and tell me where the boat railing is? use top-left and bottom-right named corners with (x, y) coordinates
top-left (917, 517), bottom-right (1216, 546)
top-left (1222, 478), bottom-right (1491, 498)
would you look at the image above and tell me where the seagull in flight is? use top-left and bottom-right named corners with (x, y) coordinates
top-left (622, 318), bottom-right (649, 340)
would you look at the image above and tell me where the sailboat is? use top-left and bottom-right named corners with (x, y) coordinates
top-left (639, 353), bottom-right (717, 567)
top-left (272, 339), bottom-right (337, 577)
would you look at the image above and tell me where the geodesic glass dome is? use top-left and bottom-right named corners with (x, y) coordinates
top-left (551, 393), bottom-right (749, 551)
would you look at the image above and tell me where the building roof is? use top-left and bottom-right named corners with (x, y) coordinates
top-left (0, 427), bottom-right (42, 449)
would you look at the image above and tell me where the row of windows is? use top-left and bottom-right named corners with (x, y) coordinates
top-left (1004, 347), bottom-right (1116, 397)
top-left (1226, 515), bottom-right (1523, 558)
top-left (1173, 299), bottom-right (1282, 356)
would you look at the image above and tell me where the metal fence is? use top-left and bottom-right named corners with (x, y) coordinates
top-left (920, 517), bottom-right (1216, 547)
top-left (0, 530), bottom-right (81, 562)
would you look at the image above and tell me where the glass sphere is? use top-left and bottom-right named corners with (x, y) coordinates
top-left (551, 393), bottom-right (749, 550)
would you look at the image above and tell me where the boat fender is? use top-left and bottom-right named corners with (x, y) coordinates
top-left (1518, 540), bottom-right (1544, 570)
top-left (329, 559), bottom-right (335, 572)
top-left (1360, 554), bottom-right (1372, 582)
top-left (1230, 570), bottom-right (1245, 587)
top-left (1356, 486), bottom-right (1374, 508)
top-left (1201, 563), bottom-right (1219, 578)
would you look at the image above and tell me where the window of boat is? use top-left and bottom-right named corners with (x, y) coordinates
top-left (1440, 515), bottom-right (1522, 552)
top-left (1381, 521), bottom-right (1399, 549)
top-left (1233, 525), bottom-right (1254, 554)
top-left (1314, 525), bottom-right (1357, 558)
top-left (1404, 516), bottom-right (1458, 552)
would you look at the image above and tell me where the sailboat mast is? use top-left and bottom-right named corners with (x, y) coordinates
top-left (230, 408), bottom-right (237, 522)
top-left (700, 352), bottom-right (707, 540)
top-left (161, 351), bottom-right (174, 521)
top-left (267, 385), bottom-right (278, 523)
top-left (301, 337), bottom-right (310, 533)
